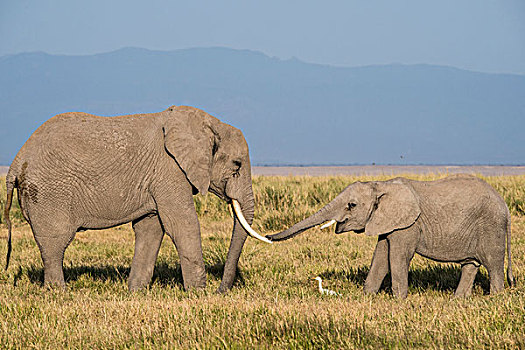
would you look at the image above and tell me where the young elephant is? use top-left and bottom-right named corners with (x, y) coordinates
top-left (267, 175), bottom-right (514, 298)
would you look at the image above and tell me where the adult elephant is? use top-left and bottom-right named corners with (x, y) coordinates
top-left (4, 105), bottom-right (270, 292)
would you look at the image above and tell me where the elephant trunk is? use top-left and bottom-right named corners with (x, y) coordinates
top-left (267, 200), bottom-right (337, 241)
top-left (218, 165), bottom-right (256, 293)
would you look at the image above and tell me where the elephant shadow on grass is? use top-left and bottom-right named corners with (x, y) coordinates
top-left (18, 264), bottom-right (134, 287)
top-left (319, 264), bottom-right (490, 295)
top-left (16, 259), bottom-right (245, 290)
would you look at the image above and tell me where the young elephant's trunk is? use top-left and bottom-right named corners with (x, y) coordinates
top-left (267, 201), bottom-right (336, 241)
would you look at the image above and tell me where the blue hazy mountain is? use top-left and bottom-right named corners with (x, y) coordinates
top-left (1, 47), bottom-right (524, 165)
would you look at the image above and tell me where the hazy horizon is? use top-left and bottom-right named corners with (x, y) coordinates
top-left (3, 46), bottom-right (525, 77)
top-left (1, 1), bottom-right (524, 75)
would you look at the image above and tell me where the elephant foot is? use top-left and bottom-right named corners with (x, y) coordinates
top-left (363, 278), bottom-right (384, 295)
top-left (363, 287), bottom-right (379, 296)
top-left (128, 269), bottom-right (154, 292)
top-left (180, 262), bottom-right (207, 291)
top-left (216, 285), bottom-right (232, 294)
top-left (392, 290), bottom-right (408, 299)
top-left (182, 268), bottom-right (207, 291)
top-left (184, 283), bottom-right (206, 293)
top-left (452, 291), bottom-right (471, 298)
top-left (128, 280), bottom-right (149, 292)
top-left (43, 281), bottom-right (67, 290)
top-left (43, 268), bottom-right (67, 290)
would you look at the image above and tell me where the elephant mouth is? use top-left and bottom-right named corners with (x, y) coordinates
top-left (335, 219), bottom-right (365, 234)
top-left (334, 219), bottom-right (347, 234)
top-left (208, 181), bottom-right (271, 244)
top-left (208, 185), bottom-right (228, 201)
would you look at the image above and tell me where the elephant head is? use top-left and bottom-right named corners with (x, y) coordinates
top-left (163, 106), bottom-right (270, 292)
top-left (267, 179), bottom-right (421, 241)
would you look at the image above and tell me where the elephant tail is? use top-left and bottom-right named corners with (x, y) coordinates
top-left (4, 173), bottom-right (15, 270)
top-left (506, 214), bottom-right (515, 288)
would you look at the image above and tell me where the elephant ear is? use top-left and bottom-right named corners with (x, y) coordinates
top-left (163, 106), bottom-right (218, 195)
top-left (365, 180), bottom-right (420, 236)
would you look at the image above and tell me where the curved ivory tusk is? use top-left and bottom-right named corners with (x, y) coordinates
top-left (320, 220), bottom-right (336, 229)
top-left (231, 200), bottom-right (272, 244)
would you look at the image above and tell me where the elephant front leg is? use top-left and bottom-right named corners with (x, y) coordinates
top-left (388, 234), bottom-right (416, 299)
top-left (128, 214), bottom-right (165, 291)
top-left (364, 236), bottom-right (389, 295)
top-left (156, 193), bottom-right (206, 291)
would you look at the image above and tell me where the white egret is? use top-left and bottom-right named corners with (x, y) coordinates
top-left (314, 277), bottom-right (340, 296)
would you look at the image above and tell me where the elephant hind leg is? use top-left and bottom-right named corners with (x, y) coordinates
top-left (128, 214), bottom-right (164, 291)
top-left (488, 269), bottom-right (505, 295)
top-left (31, 216), bottom-right (76, 288)
top-left (478, 243), bottom-right (505, 295)
top-left (486, 260), bottom-right (505, 295)
top-left (454, 263), bottom-right (479, 297)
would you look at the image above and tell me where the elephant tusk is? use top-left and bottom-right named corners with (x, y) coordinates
top-left (231, 200), bottom-right (272, 244)
top-left (228, 204), bottom-right (234, 218)
top-left (320, 220), bottom-right (336, 229)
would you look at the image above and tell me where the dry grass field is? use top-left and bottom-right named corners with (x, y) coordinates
top-left (0, 174), bottom-right (524, 349)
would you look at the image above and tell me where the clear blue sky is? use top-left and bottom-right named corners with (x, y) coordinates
top-left (1, 0), bottom-right (524, 74)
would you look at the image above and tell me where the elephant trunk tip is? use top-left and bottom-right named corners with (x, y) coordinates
top-left (265, 228), bottom-right (298, 242)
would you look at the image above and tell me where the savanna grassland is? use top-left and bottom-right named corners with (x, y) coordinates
top-left (0, 174), bottom-right (524, 349)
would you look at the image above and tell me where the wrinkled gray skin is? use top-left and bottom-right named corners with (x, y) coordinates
top-left (267, 175), bottom-right (514, 298)
top-left (4, 105), bottom-right (256, 293)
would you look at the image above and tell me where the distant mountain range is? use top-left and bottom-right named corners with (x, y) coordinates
top-left (1, 47), bottom-right (524, 165)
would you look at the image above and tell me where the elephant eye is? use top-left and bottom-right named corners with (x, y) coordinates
top-left (212, 140), bottom-right (219, 156)
top-left (346, 202), bottom-right (356, 211)
top-left (232, 160), bottom-right (241, 177)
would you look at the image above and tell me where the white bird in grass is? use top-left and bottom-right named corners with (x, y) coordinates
top-left (314, 277), bottom-right (340, 296)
